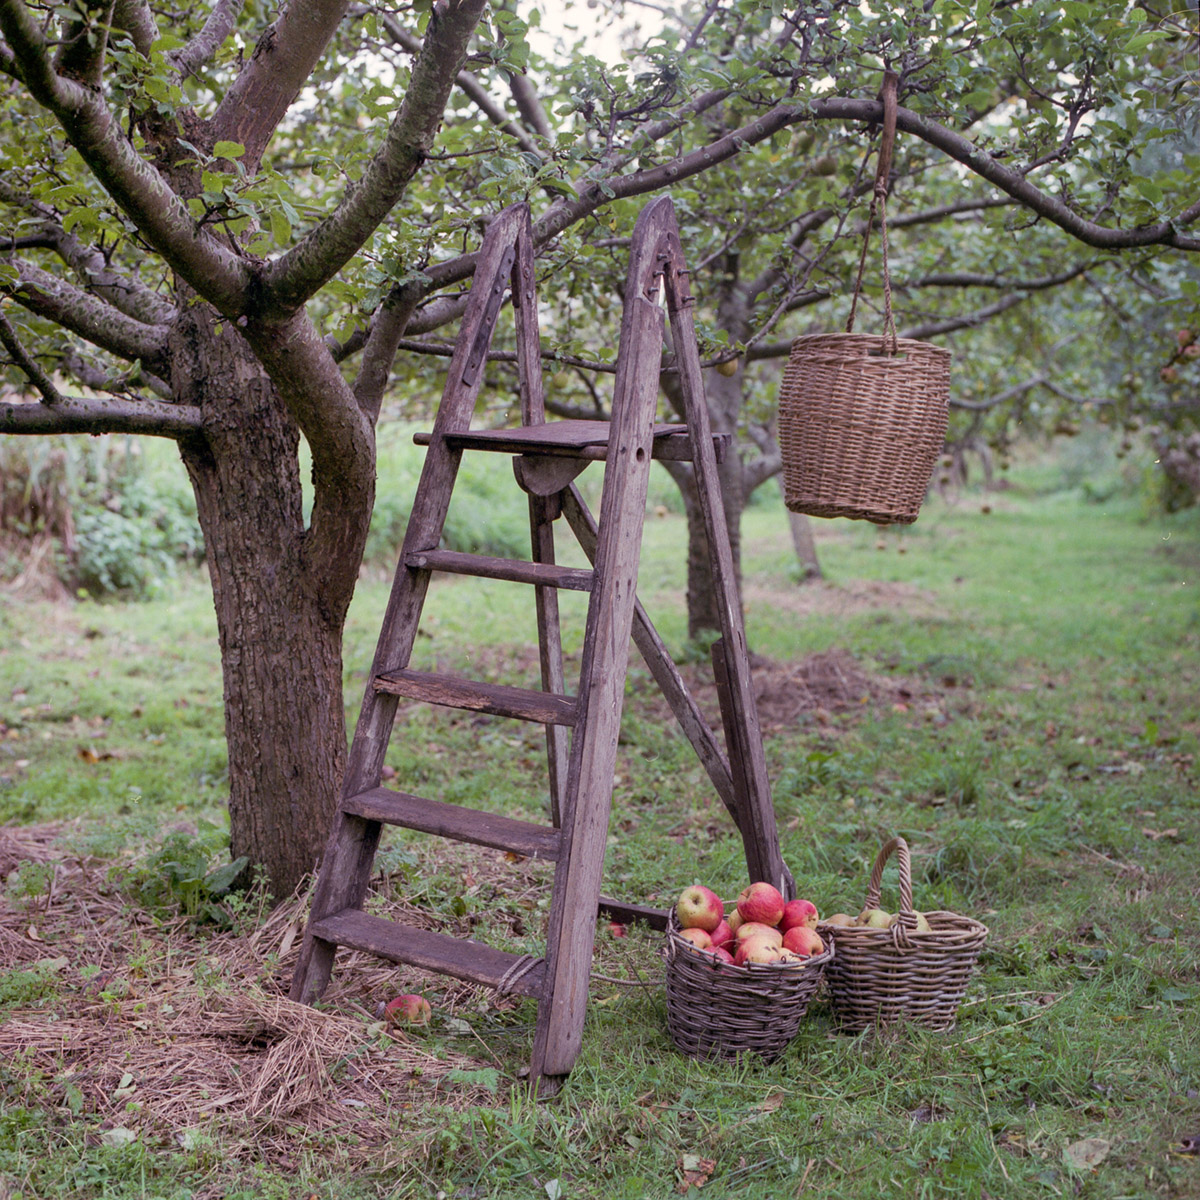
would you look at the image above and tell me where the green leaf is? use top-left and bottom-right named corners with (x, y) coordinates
top-left (1123, 30), bottom-right (1171, 53)
top-left (212, 141), bottom-right (246, 160)
top-left (203, 855), bottom-right (249, 896)
top-left (446, 1067), bottom-right (499, 1092)
top-left (1135, 179), bottom-right (1164, 204)
top-left (270, 208), bottom-right (292, 246)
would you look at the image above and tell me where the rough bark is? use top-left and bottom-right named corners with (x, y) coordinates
top-left (170, 299), bottom-right (362, 897)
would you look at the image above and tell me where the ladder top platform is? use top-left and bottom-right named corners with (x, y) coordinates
top-left (414, 419), bottom-right (728, 463)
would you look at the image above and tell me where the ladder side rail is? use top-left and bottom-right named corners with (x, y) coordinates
top-left (512, 220), bottom-right (571, 826)
top-left (655, 203), bottom-right (792, 898)
top-left (531, 202), bottom-right (676, 1085)
top-left (291, 204), bottom-right (533, 1003)
top-left (559, 485), bottom-right (739, 821)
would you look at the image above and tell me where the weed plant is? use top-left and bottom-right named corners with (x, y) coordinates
top-left (0, 440), bottom-right (1197, 1198)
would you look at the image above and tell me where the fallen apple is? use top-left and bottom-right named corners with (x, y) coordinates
top-left (383, 994), bottom-right (432, 1026)
top-left (779, 898), bottom-right (819, 932)
top-left (736, 882), bottom-right (786, 927)
top-left (676, 884), bottom-right (724, 932)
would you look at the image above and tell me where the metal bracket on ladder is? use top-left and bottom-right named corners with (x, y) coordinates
top-left (290, 198), bottom-right (789, 1096)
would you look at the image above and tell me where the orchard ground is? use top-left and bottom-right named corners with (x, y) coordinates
top-left (0, 436), bottom-right (1198, 1199)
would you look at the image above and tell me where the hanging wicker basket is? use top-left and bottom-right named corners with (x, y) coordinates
top-left (664, 909), bottom-right (832, 1062)
top-left (779, 73), bottom-right (950, 526)
top-left (817, 836), bottom-right (987, 1033)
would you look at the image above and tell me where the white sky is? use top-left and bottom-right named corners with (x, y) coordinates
top-left (527, 1), bottom-right (665, 66)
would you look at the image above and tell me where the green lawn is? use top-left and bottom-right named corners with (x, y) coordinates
top-left (1, 453), bottom-right (1198, 1199)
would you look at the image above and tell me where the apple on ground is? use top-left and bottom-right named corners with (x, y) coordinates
top-left (779, 898), bottom-right (820, 932)
top-left (734, 922), bottom-right (782, 947)
top-left (736, 882), bottom-right (786, 927)
top-left (383, 994), bottom-right (432, 1026)
top-left (678, 927), bottom-right (713, 950)
top-left (781, 926), bottom-right (825, 957)
top-left (676, 885), bottom-right (724, 932)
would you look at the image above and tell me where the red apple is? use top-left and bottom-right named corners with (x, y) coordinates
top-left (734, 922), bottom-right (782, 947)
top-left (607, 921), bottom-right (627, 938)
top-left (709, 919), bottom-right (734, 950)
top-left (781, 926), bottom-right (825, 957)
top-left (737, 937), bottom-right (784, 966)
top-left (383, 994), bottom-right (432, 1026)
top-left (779, 898), bottom-right (819, 932)
top-left (675, 885), bottom-right (724, 932)
top-left (736, 882), bottom-right (785, 927)
top-left (711, 947), bottom-right (736, 965)
top-left (726, 910), bottom-right (746, 934)
top-left (678, 927), bottom-right (712, 951)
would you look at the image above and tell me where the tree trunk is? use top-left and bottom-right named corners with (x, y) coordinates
top-left (674, 367), bottom-right (747, 638)
top-left (783, 485), bottom-right (823, 580)
top-left (170, 301), bottom-right (366, 897)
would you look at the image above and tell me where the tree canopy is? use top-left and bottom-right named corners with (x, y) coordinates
top-left (1, 0), bottom-right (1197, 893)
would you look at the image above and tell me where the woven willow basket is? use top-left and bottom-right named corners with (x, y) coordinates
top-left (778, 71), bottom-right (950, 526)
top-left (664, 910), bottom-right (833, 1062)
top-left (818, 837), bottom-right (987, 1033)
top-left (778, 333), bottom-right (950, 524)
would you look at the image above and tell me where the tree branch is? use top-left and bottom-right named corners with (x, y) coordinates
top-left (8, 259), bottom-right (170, 365)
top-left (381, 15), bottom-right (540, 154)
top-left (0, 306), bottom-right (61, 402)
top-left (0, 0), bottom-right (250, 313)
top-left (171, 0), bottom-right (242, 79)
top-left (259, 0), bottom-right (487, 317)
top-left (0, 392), bottom-right (202, 437)
top-left (208, 0), bottom-right (351, 173)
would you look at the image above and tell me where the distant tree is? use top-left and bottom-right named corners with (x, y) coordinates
top-left (2, 0), bottom-right (1196, 894)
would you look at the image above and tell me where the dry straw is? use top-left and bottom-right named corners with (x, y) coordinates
top-left (818, 836), bottom-right (988, 1032)
top-left (664, 909), bottom-right (832, 1062)
top-left (778, 71), bottom-right (950, 525)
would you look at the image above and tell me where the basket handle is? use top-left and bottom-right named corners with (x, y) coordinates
top-left (845, 69), bottom-right (899, 352)
top-left (861, 834), bottom-right (915, 915)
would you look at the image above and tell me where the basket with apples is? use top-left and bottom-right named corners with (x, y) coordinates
top-left (664, 880), bottom-right (833, 1062)
top-left (816, 835), bottom-right (988, 1032)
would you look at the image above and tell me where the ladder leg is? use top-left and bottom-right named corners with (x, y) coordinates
top-left (530, 217), bottom-right (670, 1085)
top-left (529, 493), bottom-right (570, 826)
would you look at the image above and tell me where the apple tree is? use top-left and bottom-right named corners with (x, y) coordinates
top-left (1, 0), bottom-right (1197, 896)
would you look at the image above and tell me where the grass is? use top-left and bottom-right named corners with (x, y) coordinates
top-left (0, 440), bottom-right (1198, 1199)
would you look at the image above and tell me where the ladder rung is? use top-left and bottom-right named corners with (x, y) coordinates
top-left (344, 786), bottom-right (561, 860)
top-left (407, 549), bottom-right (594, 592)
top-left (310, 908), bottom-right (547, 998)
top-left (374, 668), bottom-right (578, 726)
top-left (413, 419), bottom-right (728, 463)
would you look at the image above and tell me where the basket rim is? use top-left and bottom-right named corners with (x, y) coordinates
top-left (786, 331), bottom-right (952, 359)
top-left (665, 911), bottom-right (835, 979)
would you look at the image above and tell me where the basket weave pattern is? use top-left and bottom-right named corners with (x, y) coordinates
top-left (664, 911), bottom-right (832, 1062)
top-left (819, 837), bottom-right (987, 1032)
top-left (778, 333), bottom-right (950, 525)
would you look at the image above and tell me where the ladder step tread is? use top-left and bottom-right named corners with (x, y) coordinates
top-left (374, 668), bottom-right (578, 726)
top-left (310, 909), bottom-right (546, 998)
top-left (344, 787), bottom-right (561, 860)
top-left (407, 549), bottom-right (593, 592)
top-left (413, 419), bottom-right (727, 463)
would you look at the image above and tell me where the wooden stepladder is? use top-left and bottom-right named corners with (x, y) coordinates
top-left (290, 197), bottom-right (790, 1093)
